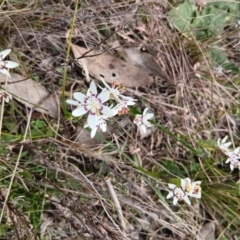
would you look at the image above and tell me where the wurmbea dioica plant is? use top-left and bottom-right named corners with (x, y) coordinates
top-left (66, 78), bottom-right (137, 138)
top-left (166, 178), bottom-right (202, 205)
top-left (218, 136), bottom-right (240, 171)
top-left (67, 78), bottom-right (204, 207)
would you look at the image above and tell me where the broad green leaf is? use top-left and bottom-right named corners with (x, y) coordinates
top-left (169, 2), bottom-right (197, 34)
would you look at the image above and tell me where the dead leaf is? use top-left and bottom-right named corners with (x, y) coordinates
top-left (197, 222), bottom-right (215, 240)
top-left (71, 44), bottom-right (153, 87)
top-left (122, 47), bottom-right (170, 82)
top-left (0, 73), bottom-right (59, 118)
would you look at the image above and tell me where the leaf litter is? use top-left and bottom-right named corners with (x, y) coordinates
top-left (70, 44), bottom-right (154, 87)
top-left (0, 73), bottom-right (59, 118)
top-left (1, 0), bottom-right (240, 239)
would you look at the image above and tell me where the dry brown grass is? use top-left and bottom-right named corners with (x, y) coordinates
top-left (0, 0), bottom-right (240, 239)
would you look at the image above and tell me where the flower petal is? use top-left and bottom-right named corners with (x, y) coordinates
top-left (126, 100), bottom-right (136, 106)
top-left (87, 113), bottom-right (98, 129)
top-left (98, 89), bottom-right (110, 103)
top-left (230, 164), bottom-right (234, 171)
top-left (88, 81), bottom-right (97, 96)
top-left (66, 99), bottom-right (80, 106)
top-left (120, 95), bottom-right (137, 102)
top-left (173, 197), bottom-right (178, 205)
top-left (143, 108), bottom-right (149, 116)
top-left (101, 105), bottom-right (115, 117)
top-left (0, 49), bottom-right (11, 60)
top-left (90, 127), bottom-right (98, 138)
top-left (0, 68), bottom-right (11, 78)
top-left (184, 196), bottom-right (191, 205)
top-left (72, 106), bottom-right (88, 117)
top-left (143, 113), bottom-right (154, 121)
top-left (181, 178), bottom-right (188, 190)
top-left (4, 61), bottom-right (19, 68)
top-left (222, 136), bottom-right (229, 144)
top-left (166, 191), bottom-right (173, 199)
top-left (225, 158), bottom-right (230, 163)
top-left (99, 120), bottom-right (107, 132)
top-left (168, 183), bottom-right (176, 189)
top-left (233, 147), bottom-right (240, 154)
top-left (139, 124), bottom-right (147, 135)
top-left (73, 92), bottom-right (86, 103)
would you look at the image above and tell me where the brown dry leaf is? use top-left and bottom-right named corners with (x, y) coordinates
top-left (122, 47), bottom-right (170, 82)
top-left (71, 44), bottom-right (153, 87)
top-left (0, 73), bottom-right (59, 118)
top-left (197, 222), bottom-right (215, 240)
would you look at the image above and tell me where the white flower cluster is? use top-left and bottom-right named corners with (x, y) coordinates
top-left (66, 77), bottom-right (137, 138)
top-left (166, 178), bottom-right (202, 205)
top-left (0, 49), bottom-right (19, 103)
top-left (218, 136), bottom-right (240, 171)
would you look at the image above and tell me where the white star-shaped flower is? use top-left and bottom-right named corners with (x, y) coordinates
top-left (226, 152), bottom-right (240, 171)
top-left (100, 76), bottom-right (137, 115)
top-left (217, 136), bottom-right (233, 156)
top-left (133, 108), bottom-right (154, 136)
top-left (0, 49), bottom-right (19, 78)
top-left (184, 178), bottom-right (202, 199)
top-left (217, 136), bottom-right (240, 171)
top-left (66, 81), bottom-right (114, 129)
top-left (166, 179), bottom-right (191, 205)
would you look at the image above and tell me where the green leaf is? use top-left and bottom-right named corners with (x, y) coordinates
top-left (169, 2), bottom-right (197, 34)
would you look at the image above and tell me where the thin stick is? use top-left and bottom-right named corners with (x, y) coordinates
top-left (0, 74), bottom-right (8, 139)
top-left (105, 177), bottom-right (127, 231)
top-left (0, 96), bottom-right (5, 139)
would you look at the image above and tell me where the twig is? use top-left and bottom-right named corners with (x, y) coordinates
top-left (105, 177), bottom-right (127, 231)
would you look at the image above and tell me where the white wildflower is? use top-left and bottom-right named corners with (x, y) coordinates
top-left (226, 152), bottom-right (240, 171)
top-left (133, 108), bottom-right (155, 137)
top-left (66, 81), bottom-right (114, 129)
top-left (100, 76), bottom-right (137, 115)
top-left (217, 136), bottom-right (233, 156)
top-left (0, 49), bottom-right (19, 78)
top-left (166, 179), bottom-right (191, 205)
top-left (184, 178), bottom-right (202, 198)
top-left (218, 136), bottom-right (240, 171)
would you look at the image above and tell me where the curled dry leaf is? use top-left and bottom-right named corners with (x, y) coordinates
top-left (0, 73), bottom-right (59, 118)
top-left (70, 44), bottom-right (154, 87)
